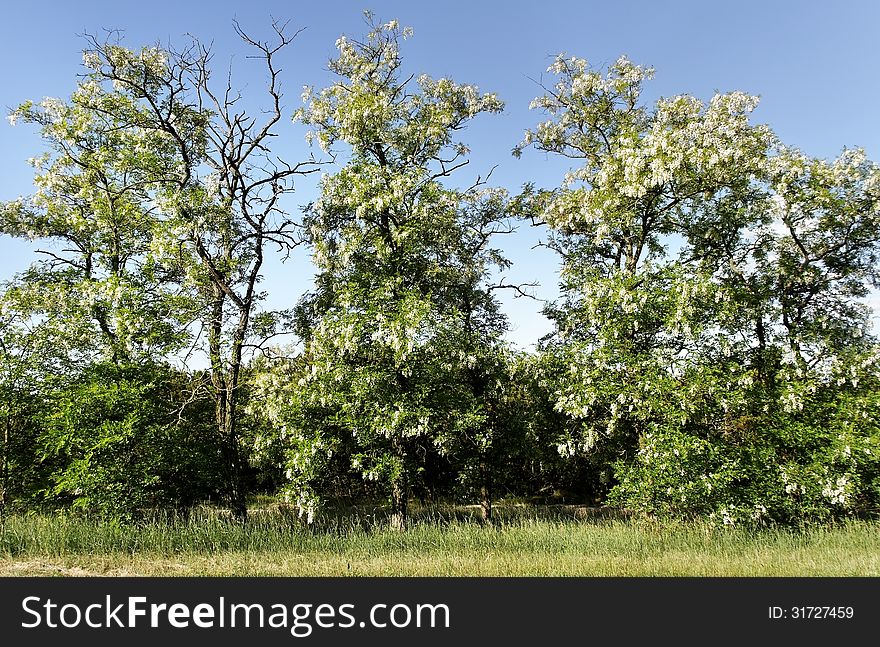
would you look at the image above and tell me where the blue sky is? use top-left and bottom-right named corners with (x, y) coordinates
top-left (2, 0), bottom-right (879, 349)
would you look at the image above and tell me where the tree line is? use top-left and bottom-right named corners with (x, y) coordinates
top-left (2, 15), bottom-right (878, 527)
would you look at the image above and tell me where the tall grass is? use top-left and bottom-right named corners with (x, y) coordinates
top-left (2, 505), bottom-right (878, 576)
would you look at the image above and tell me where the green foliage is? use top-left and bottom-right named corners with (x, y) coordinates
top-left (609, 361), bottom-right (880, 526)
top-left (0, 384), bottom-right (46, 510)
top-left (33, 362), bottom-right (222, 518)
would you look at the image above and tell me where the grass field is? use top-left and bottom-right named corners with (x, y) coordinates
top-left (1, 505), bottom-right (878, 576)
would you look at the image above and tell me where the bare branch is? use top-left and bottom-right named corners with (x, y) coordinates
top-left (488, 277), bottom-right (542, 301)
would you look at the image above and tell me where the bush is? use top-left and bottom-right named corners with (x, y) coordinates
top-left (35, 362), bottom-right (223, 517)
top-left (609, 372), bottom-right (880, 527)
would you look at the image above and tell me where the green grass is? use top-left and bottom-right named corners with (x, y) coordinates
top-left (1, 505), bottom-right (878, 576)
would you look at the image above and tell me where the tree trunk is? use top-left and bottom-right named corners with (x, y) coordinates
top-left (218, 390), bottom-right (247, 522)
top-left (480, 457), bottom-right (492, 524)
top-left (390, 436), bottom-right (408, 530)
top-left (0, 412), bottom-right (8, 515)
top-left (208, 288), bottom-right (248, 522)
top-left (390, 476), bottom-right (408, 531)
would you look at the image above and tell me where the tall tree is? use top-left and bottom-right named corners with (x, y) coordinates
top-left (80, 23), bottom-right (319, 520)
top-left (260, 16), bottom-right (507, 528)
top-left (515, 54), bottom-right (770, 458)
top-left (3, 22), bottom-right (318, 520)
top-left (1, 66), bottom-right (199, 513)
top-left (518, 54), bottom-right (880, 523)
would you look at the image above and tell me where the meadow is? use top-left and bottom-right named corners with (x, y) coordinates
top-left (2, 504), bottom-right (877, 577)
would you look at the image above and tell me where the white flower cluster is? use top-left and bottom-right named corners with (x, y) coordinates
top-left (821, 475), bottom-right (850, 506)
top-left (520, 52), bottom-right (770, 237)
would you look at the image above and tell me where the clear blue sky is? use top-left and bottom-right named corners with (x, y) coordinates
top-left (2, 0), bottom-right (879, 348)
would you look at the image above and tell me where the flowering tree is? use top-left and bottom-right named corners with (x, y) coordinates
top-left (657, 146), bottom-right (880, 523)
top-left (518, 54), bottom-right (880, 523)
top-left (1, 60), bottom-right (204, 513)
top-left (1, 79), bottom-right (194, 365)
top-left (2, 22), bottom-right (318, 520)
top-left (516, 54), bottom-right (770, 456)
top-left (257, 16), bottom-right (508, 528)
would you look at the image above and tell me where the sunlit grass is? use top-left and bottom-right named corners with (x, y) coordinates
top-left (1, 504), bottom-right (877, 576)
